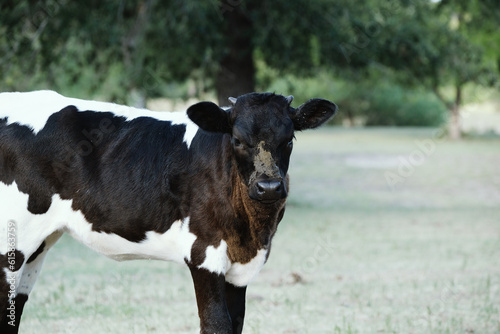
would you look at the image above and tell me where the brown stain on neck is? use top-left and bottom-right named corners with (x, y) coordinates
top-left (225, 163), bottom-right (287, 264)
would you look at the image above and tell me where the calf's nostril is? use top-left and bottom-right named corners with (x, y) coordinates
top-left (251, 179), bottom-right (286, 203)
top-left (256, 180), bottom-right (283, 195)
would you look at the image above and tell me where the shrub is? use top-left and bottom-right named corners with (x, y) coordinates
top-left (397, 94), bottom-right (448, 126)
top-left (365, 85), bottom-right (447, 126)
top-left (356, 83), bottom-right (448, 127)
top-left (364, 84), bottom-right (405, 126)
top-left (258, 67), bottom-right (449, 127)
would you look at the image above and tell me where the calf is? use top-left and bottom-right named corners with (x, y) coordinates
top-left (0, 90), bottom-right (337, 333)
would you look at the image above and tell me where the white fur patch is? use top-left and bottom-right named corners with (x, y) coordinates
top-left (198, 242), bottom-right (268, 286)
top-left (0, 182), bottom-right (64, 256)
top-left (60, 199), bottom-right (197, 263)
top-left (16, 230), bottom-right (63, 295)
top-left (0, 182), bottom-right (200, 299)
top-left (225, 249), bottom-right (268, 287)
top-left (0, 90), bottom-right (199, 148)
top-left (0, 182), bottom-right (67, 296)
top-left (0, 182), bottom-right (197, 264)
top-left (198, 240), bottom-right (231, 275)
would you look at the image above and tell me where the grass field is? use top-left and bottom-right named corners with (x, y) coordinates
top-left (20, 127), bottom-right (500, 334)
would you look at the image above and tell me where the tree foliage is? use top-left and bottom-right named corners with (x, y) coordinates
top-left (0, 0), bottom-right (498, 130)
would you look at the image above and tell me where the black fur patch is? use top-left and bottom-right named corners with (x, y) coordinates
top-left (0, 250), bottom-right (25, 272)
top-left (1, 106), bottom-right (190, 241)
top-left (27, 242), bottom-right (45, 264)
top-left (0, 249), bottom-right (25, 330)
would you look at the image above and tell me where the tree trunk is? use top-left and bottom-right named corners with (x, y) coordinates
top-left (215, 5), bottom-right (255, 106)
top-left (449, 83), bottom-right (462, 140)
top-left (120, 0), bottom-right (154, 108)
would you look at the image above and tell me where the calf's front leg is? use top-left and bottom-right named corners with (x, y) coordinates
top-left (189, 265), bottom-right (232, 334)
top-left (225, 282), bottom-right (247, 334)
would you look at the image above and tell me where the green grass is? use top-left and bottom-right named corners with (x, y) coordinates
top-left (21, 127), bottom-right (500, 333)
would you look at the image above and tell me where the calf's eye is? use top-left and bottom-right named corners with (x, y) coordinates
top-left (233, 138), bottom-right (244, 149)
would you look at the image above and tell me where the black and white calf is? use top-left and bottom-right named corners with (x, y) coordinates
top-left (0, 90), bottom-right (337, 333)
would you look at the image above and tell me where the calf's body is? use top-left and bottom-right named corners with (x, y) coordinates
top-left (0, 90), bottom-right (336, 333)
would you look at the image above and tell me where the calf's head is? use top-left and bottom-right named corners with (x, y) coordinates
top-left (187, 93), bottom-right (337, 204)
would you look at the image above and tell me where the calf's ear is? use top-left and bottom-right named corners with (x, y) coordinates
top-left (290, 99), bottom-right (338, 131)
top-left (187, 101), bottom-right (232, 133)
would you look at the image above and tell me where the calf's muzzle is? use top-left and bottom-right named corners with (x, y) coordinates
top-left (250, 178), bottom-right (287, 204)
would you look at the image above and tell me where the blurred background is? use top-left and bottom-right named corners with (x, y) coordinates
top-left (2, 1), bottom-right (500, 333)
top-left (1, 0), bottom-right (499, 138)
